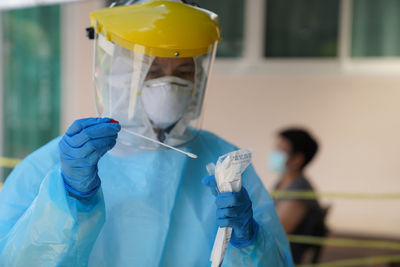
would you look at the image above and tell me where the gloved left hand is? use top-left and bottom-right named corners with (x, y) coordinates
top-left (59, 117), bottom-right (120, 198)
top-left (202, 175), bottom-right (259, 248)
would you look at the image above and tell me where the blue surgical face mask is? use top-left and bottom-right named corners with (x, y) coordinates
top-left (268, 150), bottom-right (288, 174)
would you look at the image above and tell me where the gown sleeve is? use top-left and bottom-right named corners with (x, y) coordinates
top-left (0, 138), bottom-right (105, 267)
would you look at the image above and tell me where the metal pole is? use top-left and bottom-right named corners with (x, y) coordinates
top-left (338, 0), bottom-right (353, 62)
top-left (243, 0), bottom-right (266, 63)
top-left (0, 12), bottom-right (4, 182)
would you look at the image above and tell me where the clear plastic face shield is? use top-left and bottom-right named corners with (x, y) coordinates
top-left (93, 34), bottom-right (217, 151)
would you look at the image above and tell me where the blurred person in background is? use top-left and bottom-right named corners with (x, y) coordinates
top-left (268, 128), bottom-right (328, 264)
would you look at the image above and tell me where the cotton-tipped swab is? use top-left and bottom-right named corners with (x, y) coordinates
top-left (121, 128), bottom-right (198, 159)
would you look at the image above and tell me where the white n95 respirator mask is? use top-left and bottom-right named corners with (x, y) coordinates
top-left (141, 76), bottom-right (194, 129)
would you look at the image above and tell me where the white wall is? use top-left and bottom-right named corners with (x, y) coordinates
top-left (61, 0), bottom-right (100, 131)
top-left (61, 1), bottom-right (400, 238)
top-left (203, 71), bottom-right (400, 238)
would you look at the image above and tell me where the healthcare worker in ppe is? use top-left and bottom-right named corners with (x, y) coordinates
top-left (0, 1), bottom-right (293, 266)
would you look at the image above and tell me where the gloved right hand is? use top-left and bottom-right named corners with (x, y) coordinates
top-left (59, 117), bottom-right (120, 198)
top-left (202, 175), bottom-right (259, 248)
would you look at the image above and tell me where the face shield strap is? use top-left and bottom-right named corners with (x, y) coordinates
top-left (95, 34), bottom-right (116, 117)
top-left (128, 53), bottom-right (154, 120)
top-left (192, 55), bottom-right (206, 120)
top-left (98, 33), bottom-right (115, 56)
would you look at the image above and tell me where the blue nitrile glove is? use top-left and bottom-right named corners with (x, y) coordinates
top-left (202, 175), bottom-right (259, 248)
top-left (59, 117), bottom-right (121, 198)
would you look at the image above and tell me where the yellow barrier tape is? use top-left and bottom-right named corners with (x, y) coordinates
top-left (288, 235), bottom-right (400, 251)
top-left (270, 190), bottom-right (400, 200)
top-left (2, 157), bottom-right (400, 201)
top-left (0, 157), bottom-right (21, 168)
top-left (297, 254), bottom-right (400, 267)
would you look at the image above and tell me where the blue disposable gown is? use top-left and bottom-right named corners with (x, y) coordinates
top-left (0, 130), bottom-right (293, 266)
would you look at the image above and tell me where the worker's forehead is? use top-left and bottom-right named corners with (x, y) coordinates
top-left (151, 57), bottom-right (195, 67)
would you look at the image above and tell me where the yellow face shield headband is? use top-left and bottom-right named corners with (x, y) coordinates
top-left (90, 0), bottom-right (221, 58)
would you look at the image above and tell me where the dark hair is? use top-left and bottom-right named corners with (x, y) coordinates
top-left (279, 128), bottom-right (318, 169)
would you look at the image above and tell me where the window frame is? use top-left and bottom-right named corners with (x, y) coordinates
top-left (213, 0), bottom-right (400, 75)
top-left (0, 5), bottom-right (64, 180)
top-left (0, 0), bottom-right (83, 10)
